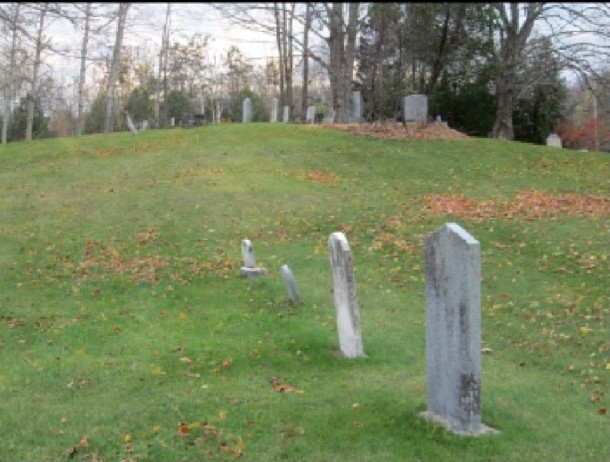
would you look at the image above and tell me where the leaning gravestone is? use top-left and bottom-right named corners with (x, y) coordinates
top-left (546, 133), bottom-right (562, 148)
top-left (351, 90), bottom-right (362, 123)
top-left (421, 223), bottom-right (497, 435)
top-left (283, 105), bottom-right (290, 123)
top-left (306, 105), bottom-right (316, 124)
top-left (328, 232), bottom-right (365, 358)
top-left (243, 97), bottom-right (252, 123)
top-left (280, 264), bottom-right (301, 306)
top-left (240, 239), bottom-right (267, 278)
top-left (270, 97), bottom-right (279, 123)
top-left (403, 94), bottom-right (428, 123)
top-left (125, 112), bottom-right (138, 135)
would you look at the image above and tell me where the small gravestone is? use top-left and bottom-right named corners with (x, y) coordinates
top-left (141, 120), bottom-right (148, 131)
top-left (125, 112), bottom-right (138, 135)
top-left (403, 94), bottom-right (428, 123)
top-left (170, 117), bottom-right (175, 127)
top-left (270, 97), bottom-right (279, 123)
top-left (328, 232), bottom-right (365, 358)
top-left (306, 105), bottom-right (316, 124)
top-left (280, 264), bottom-right (301, 305)
top-left (546, 133), bottom-right (562, 148)
top-left (283, 106), bottom-right (289, 123)
top-left (421, 223), bottom-right (497, 435)
top-left (240, 239), bottom-right (267, 278)
top-left (351, 90), bottom-right (362, 123)
top-left (243, 97), bottom-right (252, 123)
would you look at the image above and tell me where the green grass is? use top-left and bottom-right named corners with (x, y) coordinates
top-left (0, 124), bottom-right (608, 462)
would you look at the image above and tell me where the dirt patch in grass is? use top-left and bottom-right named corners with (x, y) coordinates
top-left (329, 122), bottom-right (469, 140)
top-left (425, 191), bottom-right (610, 221)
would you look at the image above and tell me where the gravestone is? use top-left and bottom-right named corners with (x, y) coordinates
top-left (270, 97), bottom-right (279, 123)
top-left (403, 94), bottom-right (428, 123)
top-left (328, 232), bottom-right (365, 358)
top-left (306, 105), bottom-right (316, 124)
top-left (141, 120), bottom-right (148, 131)
top-left (125, 112), bottom-right (138, 135)
top-left (170, 117), bottom-right (175, 127)
top-left (240, 239), bottom-right (267, 278)
top-left (351, 90), bottom-right (362, 123)
top-left (280, 264), bottom-right (301, 305)
top-left (243, 97), bottom-right (252, 123)
top-left (283, 105), bottom-right (289, 123)
top-left (546, 133), bottom-right (562, 148)
top-left (421, 223), bottom-right (497, 435)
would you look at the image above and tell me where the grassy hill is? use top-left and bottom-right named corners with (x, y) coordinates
top-left (0, 124), bottom-right (608, 461)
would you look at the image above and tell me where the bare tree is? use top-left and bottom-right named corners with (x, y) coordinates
top-left (155, 2), bottom-right (171, 128)
top-left (104, 2), bottom-right (130, 133)
top-left (300, 2), bottom-right (312, 119)
top-left (1, 3), bottom-right (21, 144)
top-left (491, 2), bottom-right (610, 140)
top-left (25, 3), bottom-right (50, 141)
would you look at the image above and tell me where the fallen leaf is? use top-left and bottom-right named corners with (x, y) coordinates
top-left (600, 407), bottom-right (607, 415)
top-left (270, 377), bottom-right (301, 393)
top-left (177, 422), bottom-right (189, 437)
top-left (222, 358), bottom-right (233, 369)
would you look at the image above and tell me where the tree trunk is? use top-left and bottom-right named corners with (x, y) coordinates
top-left (284, 3), bottom-right (294, 118)
top-left (301, 3), bottom-right (311, 120)
top-left (26, 4), bottom-right (48, 141)
top-left (104, 2), bottom-right (130, 133)
top-left (156, 2), bottom-right (171, 128)
top-left (328, 2), bottom-right (359, 123)
top-left (491, 3), bottom-right (542, 140)
top-left (2, 4), bottom-right (20, 145)
top-left (273, 3), bottom-right (285, 105)
top-left (75, 3), bottom-right (91, 136)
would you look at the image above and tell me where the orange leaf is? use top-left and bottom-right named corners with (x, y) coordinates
top-left (177, 422), bottom-right (189, 436)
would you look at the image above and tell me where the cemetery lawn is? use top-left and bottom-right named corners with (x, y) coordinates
top-left (0, 123), bottom-right (608, 462)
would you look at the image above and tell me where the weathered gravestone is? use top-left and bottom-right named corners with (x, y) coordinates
top-left (243, 97), bottom-right (252, 123)
top-left (351, 90), bottom-right (362, 123)
top-left (328, 232), bottom-right (365, 358)
top-left (306, 105), bottom-right (316, 124)
top-left (421, 223), bottom-right (497, 435)
top-left (270, 97), bottom-right (279, 123)
top-left (240, 239), bottom-right (267, 278)
top-left (283, 105), bottom-right (290, 123)
top-left (546, 133), bottom-right (562, 148)
top-left (280, 264), bottom-right (301, 306)
top-left (403, 94), bottom-right (428, 123)
top-left (125, 113), bottom-right (138, 135)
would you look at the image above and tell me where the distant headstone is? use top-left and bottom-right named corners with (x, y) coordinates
top-left (306, 105), bottom-right (316, 124)
top-left (403, 94), bottom-right (428, 123)
top-left (546, 133), bottom-right (562, 148)
top-left (280, 264), bottom-right (301, 305)
top-left (170, 117), bottom-right (175, 127)
top-left (421, 223), bottom-right (497, 435)
top-left (141, 120), bottom-right (148, 131)
top-left (351, 90), bottom-right (362, 123)
top-left (283, 105), bottom-right (289, 123)
top-left (240, 239), bottom-right (267, 278)
top-left (328, 232), bottom-right (365, 358)
top-left (125, 112), bottom-right (138, 135)
top-left (243, 97), bottom-right (252, 123)
top-left (270, 97), bottom-right (279, 123)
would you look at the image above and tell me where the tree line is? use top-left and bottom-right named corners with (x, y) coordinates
top-left (1, 2), bottom-right (609, 149)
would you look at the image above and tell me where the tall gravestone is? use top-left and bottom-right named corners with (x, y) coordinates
top-left (240, 239), bottom-right (267, 278)
top-left (328, 232), bottom-right (365, 358)
top-left (242, 97), bottom-right (252, 123)
top-left (283, 106), bottom-right (290, 123)
top-left (351, 90), bottom-right (362, 123)
top-left (280, 264), bottom-right (301, 306)
top-left (270, 97), bottom-right (279, 123)
top-left (306, 105), bottom-right (316, 124)
top-left (403, 94), bottom-right (428, 123)
top-left (422, 223), bottom-right (496, 435)
top-left (546, 133), bottom-right (562, 148)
